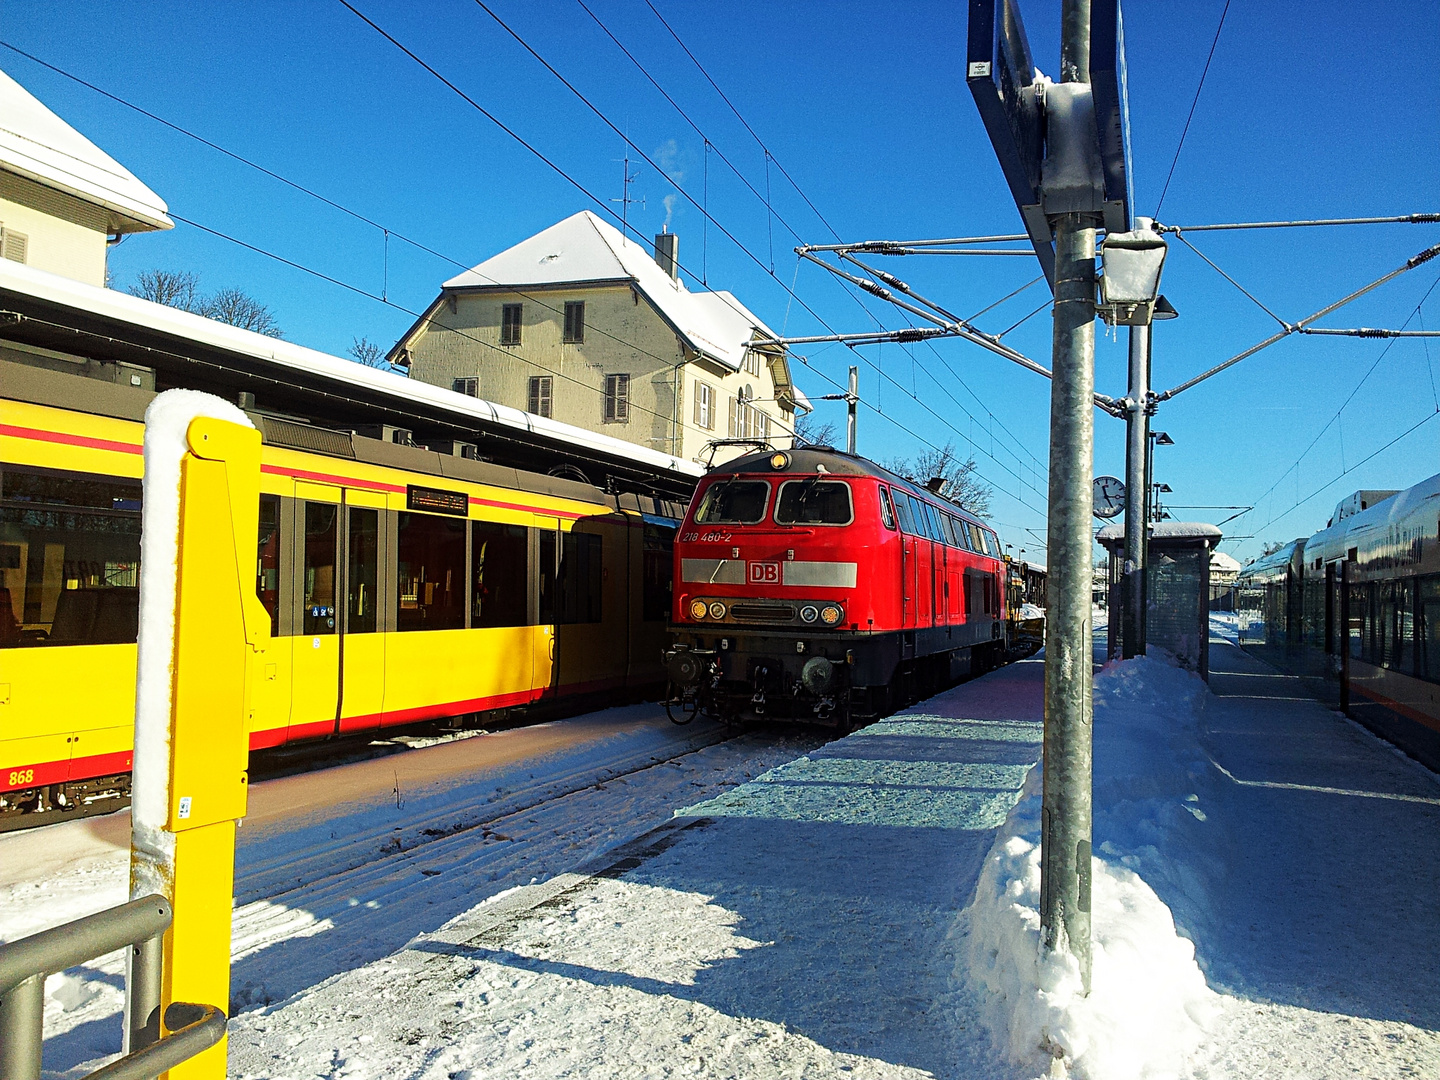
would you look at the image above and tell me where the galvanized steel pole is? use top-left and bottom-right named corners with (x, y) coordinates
top-left (1040, 0), bottom-right (1095, 995)
top-left (1122, 323), bottom-right (1150, 659)
top-left (846, 365), bottom-right (858, 454)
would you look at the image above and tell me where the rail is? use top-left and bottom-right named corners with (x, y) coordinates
top-left (0, 895), bottom-right (226, 1080)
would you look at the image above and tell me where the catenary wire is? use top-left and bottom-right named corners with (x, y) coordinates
top-left (1152, 0), bottom-right (1231, 217)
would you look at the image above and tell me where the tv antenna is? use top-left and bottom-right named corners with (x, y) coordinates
top-left (611, 140), bottom-right (645, 231)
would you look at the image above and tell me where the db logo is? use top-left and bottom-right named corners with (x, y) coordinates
top-left (748, 562), bottom-right (780, 584)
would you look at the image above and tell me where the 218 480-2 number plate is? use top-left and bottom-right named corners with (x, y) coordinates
top-left (748, 562), bottom-right (780, 584)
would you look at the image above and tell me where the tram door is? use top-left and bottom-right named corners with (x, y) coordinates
top-left (289, 484), bottom-right (341, 740)
top-left (339, 494), bottom-right (386, 733)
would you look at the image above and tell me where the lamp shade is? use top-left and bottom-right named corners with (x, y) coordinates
top-left (1099, 227), bottom-right (1168, 325)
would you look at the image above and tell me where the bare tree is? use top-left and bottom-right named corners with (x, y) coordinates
top-left (1259, 540), bottom-right (1287, 557)
top-left (130, 269), bottom-right (205, 314)
top-left (205, 287), bottom-right (283, 337)
top-left (348, 336), bottom-right (388, 368)
top-left (794, 412), bottom-right (838, 447)
top-left (129, 270), bottom-right (283, 337)
top-left (882, 442), bottom-right (994, 519)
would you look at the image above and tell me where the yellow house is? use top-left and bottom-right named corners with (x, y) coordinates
top-left (0, 67), bottom-right (172, 287)
top-left (389, 211), bottom-right (809, 464)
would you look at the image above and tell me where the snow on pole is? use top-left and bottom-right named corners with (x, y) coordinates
top-left (128, 389), bottom-right (261, 1076)
top-left (130, 389), bottom-right (253, 899)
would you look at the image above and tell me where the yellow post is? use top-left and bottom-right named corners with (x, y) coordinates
top-left (129, 394), bottom-right (267, 1080)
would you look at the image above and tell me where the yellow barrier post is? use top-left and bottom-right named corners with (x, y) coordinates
top-left (128, 392), bottom-right (267, 1079)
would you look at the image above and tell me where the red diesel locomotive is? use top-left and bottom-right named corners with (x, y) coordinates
top-left (665, 446), bottom-right (1009, 727)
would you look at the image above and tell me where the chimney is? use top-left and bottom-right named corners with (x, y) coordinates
top-left (653, 230), bottom-right (679, 281)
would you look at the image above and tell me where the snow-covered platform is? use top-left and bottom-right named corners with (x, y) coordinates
top-left (228, 659), bottom-right (1049, 1079)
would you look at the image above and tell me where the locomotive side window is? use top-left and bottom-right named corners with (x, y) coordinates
top-left (943, 513), bottom-right (967, 549)
top-left (890, 489), bottom-right (917, 533)
top-left (878, 486), bottom-right (896, 530)
top-left (471, 521), bottom-right (529, 628)
top-left (396, 511), bottom-right (466, 631)
top-left (257, 494), bottom-right (280, 636)
top-left (921, 502), bottom-right (946, 542)
top-left (0, 465), bottom-right (142, 647)
top-left (694, 480), bottom-right (771, 524)
top-left (303, 503), bottom-right (338, 635)
top-left (775, 480), bottom-right (854, 525)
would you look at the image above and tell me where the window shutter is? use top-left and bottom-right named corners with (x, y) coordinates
top-left (693, 381), bottom-right (702, 426)
top-left (728, 395), bottom-right (737, 436)
top-left (1, 229), bottom-right (28, 264)
top-left (616, 374), bottom-right (629, 421)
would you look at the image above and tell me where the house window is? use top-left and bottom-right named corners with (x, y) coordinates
top-left (501, 303), bottom-right (523, 345)
top-left (693, 380), bottom-right (714, 430)
top-left (452, 376), bottom-right (478, 397)
top-left (528, 375), bottom-right (553, 418)
top-left (604, 373), bottom-right (630, 423)
top-left (563, 301), bottom-right (585, 343)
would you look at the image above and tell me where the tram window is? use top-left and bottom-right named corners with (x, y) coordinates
top-left (472, 521), bottom-right (529, 628)
top-left (694, 480), bottom-right (770, 525)
top-left (557, 531), bottom-right (603, 624)
top-left (303, 503), bottom-right (338, 635)
top-left (890, 489), bottom-right (916, 534)
top-left (1, 465), bottom-right (141, 648)
top-left (396, 512), bottom-right (466, 632)
top-left (348, 508), bottom-right (379, 635)
top-left (642, 523), bottom-right (675, 621)
top-left (775, 480), bottom-right (854, 525)
top-left (1419, 576), bottom-right (1440, 682)
top-left (878, 487), bottom-right (896, 530)
top-left (257, 495), bottom-right (280, 636)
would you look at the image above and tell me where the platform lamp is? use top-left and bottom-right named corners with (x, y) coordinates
top-left (1098, 222), bottom-right (1169, 327)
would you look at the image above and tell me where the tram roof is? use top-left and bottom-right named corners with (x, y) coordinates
top-left (0, 258), bottom-right (703, 497)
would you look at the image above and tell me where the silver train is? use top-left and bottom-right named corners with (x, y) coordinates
top-left (1236, 475), bottom-right (1440, 772)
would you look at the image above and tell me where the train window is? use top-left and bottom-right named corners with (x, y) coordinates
top-left (558, 531), bottom-right (603, 624)
top-left (878, 487), bottom-right (896, 530)
top-left (396, 512), bottom-right (466, 632)
top-left (890, 489), bottom-right (917, 533)
top-left (775, 480), bottom-right (854, 525)
top-left (1419, 576), bottom-right (1440, 682)
top-left (471, 521), bottom-right (529, 628)
top-left (922, 503), bottom-right (947, 543)
top-left (348, 508), bottom-right (379, 635)
top-left (694, 480), bottom-right (770, 525)
top-left (642, 523), bottom-right (676, 621)
top-left (982, 529), bottom-right (1001, 557)
top-left (303, 503), bottom-right (338, 635)
top-left (1, 465), bottom-right (141, 648)
top-left (257, 495), bottom-right (280, 636)
top-left (943, 514), bottom-right (966, 549)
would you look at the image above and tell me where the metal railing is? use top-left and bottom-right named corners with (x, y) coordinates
top-left (0, 895), bottom-right (226, 1080)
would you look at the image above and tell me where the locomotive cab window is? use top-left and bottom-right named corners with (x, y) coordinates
top-left (878, 486), bottom-right (896, 530)
top-left (776, 480), bottom-right (853, 526)
top-left (693, 480), bottom-right (770, 525)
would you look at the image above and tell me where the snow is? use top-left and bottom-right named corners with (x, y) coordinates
top-left (7, 630), bottom-right (1440, 1079)
top-left (1095, 522), bottom-right (1222, 542)
top-left (0, 67), bottom-right (171, 231)
top-left (130, 391), bottom-right (253, 902)
top-left (1020, 603), bottom-right (1045, 620)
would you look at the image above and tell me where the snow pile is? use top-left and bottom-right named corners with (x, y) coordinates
top-left (1020, 603), bottom-right (1045, 620)
top-left (964, 653), bottom-right (1222, 1079)
top-left (1207, 611), bottom-right (1238, 643)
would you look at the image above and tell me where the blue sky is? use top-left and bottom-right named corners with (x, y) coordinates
top-left (6, 1), bottom-right (1439, 561)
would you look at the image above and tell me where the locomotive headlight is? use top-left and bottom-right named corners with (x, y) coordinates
top-left (689, 599), bottom-right (709, 621)
top-left (819, 604), bottom-right (843, 626)
top-left (708, 601), bottom-right (728, 620)
top-left (769, 451), bottom-right (790, 470)
top-left (799, 604), bottom-right (819, 623)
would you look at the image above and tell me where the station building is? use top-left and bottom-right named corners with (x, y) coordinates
top-left (0, 67), bottom-right (172, 287)
top-left (388, 211), bottom-right (810, 465)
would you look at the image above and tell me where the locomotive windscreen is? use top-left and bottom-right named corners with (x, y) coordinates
top-left (694, 480), bottom-right (770, 524)
top-left (775, 480), bottom-right (854, 525)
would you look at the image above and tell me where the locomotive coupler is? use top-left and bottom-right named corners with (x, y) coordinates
top-left (751, 665), bottom-right (769, 714)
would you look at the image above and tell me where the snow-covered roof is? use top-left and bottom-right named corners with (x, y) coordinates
top-left (1209, 551), bottom-right (1242, 573)
top-left (439, 211), bottom-right (774, 373)
top-left (0, 67), bottom-right (171, 233)
top-left (1096, 522), bottom-right (1222, 543)
top-left (0, 257), bottom-right (701, 480)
